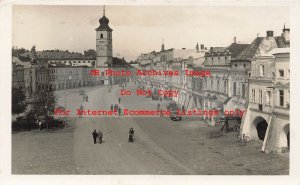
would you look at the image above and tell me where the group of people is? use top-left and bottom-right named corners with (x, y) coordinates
top-left (110, 103), bottom-right (123, 116)
top-left (92, 130), bottom-right (103, 144)
top-left (91, 128), bottom-right (135, 144)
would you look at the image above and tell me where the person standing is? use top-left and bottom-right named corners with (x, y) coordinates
top-left (118, 97), bottom-right (121, 104)
top-left (92, 130), bottom-right (98, 144)
top-left (157, 102), bottom-right (160, 110)
top-left (111, 104), bottom-right (114, 111)
top-left (118, 107), bottom-right (122, 116)
top-left (38, 120), bottom-right (42, 130)
top-left (98, 130), bottom-right (103, 144)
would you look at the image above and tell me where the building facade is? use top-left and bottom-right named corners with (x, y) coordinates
top-left (241, 28), bottom-right (290, 153)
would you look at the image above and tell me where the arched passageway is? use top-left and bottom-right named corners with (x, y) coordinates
top-left (252, 116), bottom-right (268, 141)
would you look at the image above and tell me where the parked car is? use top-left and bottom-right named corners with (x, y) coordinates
top-left (170, 110), bottom-right (182, 121)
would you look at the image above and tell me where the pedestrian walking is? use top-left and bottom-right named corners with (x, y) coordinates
top-left (118, 97), bottom-right (121, 104)
top-left (111, 104), bottom-right (114, 111)
top-left (160, 109), bottom-right (163, 117)
top-left (157, 102), bottom-right (160, 110)
top-left (118, 107), bottom-right (122, 116)
top-left (92, 130), bottom-right (98, 144)
top-left (79, 104), bottom-right (84, 118)
top-left (98, 130), bottom-right (103, 144)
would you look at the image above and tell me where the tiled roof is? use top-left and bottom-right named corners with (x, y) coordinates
top-left (19, 50), bottom-right (96, 60)
top-left (232, 37), bottom-right (263, 61)
top-left (233, 35), bottom-right (289, 61)
top-left (112, 57), bottom-right (133, 68)
top-left (225, 43), bottom-right (249, 58)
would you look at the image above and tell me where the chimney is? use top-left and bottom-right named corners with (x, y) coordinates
top-left (161, 38), bottom-right (165, 51)
top-left (196, 43), bottom-right (199, 53)
top-left (266, 30), bottom-right (274, 37)
top-left (282, 24), bottom-right (290, 42)
top-left (200, 44), bottom-right (204, 50)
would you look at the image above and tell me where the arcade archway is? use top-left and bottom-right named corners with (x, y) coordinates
top-left (252, 116), bottom-right (268, 141)
top-left (279, 124), bottom-right (290, 151)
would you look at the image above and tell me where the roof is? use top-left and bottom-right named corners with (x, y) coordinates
top-left (233, 35), bottom-right (289, 61)
top-left (95, 15), bottom-right (113, 31)
top-left (173, 49), bottom-right (204, 60)
top-left (232, 37), bottom-right (263, 60)
top-left (12, 56), bottom-right (31, 68)
top-left (210, 47), bottom-right (227, 53)
top-left (112, 57), bottom-right (133, 68)
top-left (48, 63), bottom-right (91, 68)
top-left (225, 43), bottom-right (249, 58)
top-left (19, 50), bottom-right (95, 60)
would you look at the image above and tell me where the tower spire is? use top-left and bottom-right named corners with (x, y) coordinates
top-left (103, 5), bottom-right (105, 16)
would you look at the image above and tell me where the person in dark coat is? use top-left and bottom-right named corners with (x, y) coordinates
top-left (92, 130), bottom-right (98, 144)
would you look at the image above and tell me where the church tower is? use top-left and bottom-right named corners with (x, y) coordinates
top-left (95, 6), bottom-right (113, 68)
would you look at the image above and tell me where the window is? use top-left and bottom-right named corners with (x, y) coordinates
top-left (235, 64), bottom-right (237, 68)
top-left (100, 34), bottom-right (103, 39)
top-left (242, 84), bottom-right (246, 98)
top-left (259, 64), bottom-right (264, 77)
top-left (259, 89), bottom-right (263, 104)
top-left (233, 82), bottom-right (237, 96)
top-left (252, 89), bottom-right (256, 103)
top-left (279, 90), bottom-right (284, 106)
top-left (279, 70), bottom-right (284, 77)
top-left (244, 64), bottom-right (246, 68)
top-left (266, 91), bottom-right (271, 105)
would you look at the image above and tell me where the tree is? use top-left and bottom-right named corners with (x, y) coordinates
top-left (31, 89), bottom-right (56, 118)
top-left (12, 87), bottom-right (27, 115)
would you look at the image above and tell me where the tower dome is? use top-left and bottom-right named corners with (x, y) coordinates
top-left (99, 15), bottom-right (109, 25)
top-left (95, 6), bottom-right (113, 31)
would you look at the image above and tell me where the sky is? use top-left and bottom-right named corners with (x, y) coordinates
top-left (12, 5), bottom-right (290, 62)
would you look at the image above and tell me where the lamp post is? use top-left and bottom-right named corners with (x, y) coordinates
top-left (64, 73), bottom-right (71, 129)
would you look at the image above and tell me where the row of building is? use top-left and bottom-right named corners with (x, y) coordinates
top-left (136, 26), bottom-right (290, 153)
top-left (12, 47), bottom-right (131, 99)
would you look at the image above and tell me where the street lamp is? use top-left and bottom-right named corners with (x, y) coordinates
top-left (64, 74), bottom-right (71, 129)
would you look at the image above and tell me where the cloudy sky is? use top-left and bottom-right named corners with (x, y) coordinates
top-left (13, 5), bottom-right (289, 61)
